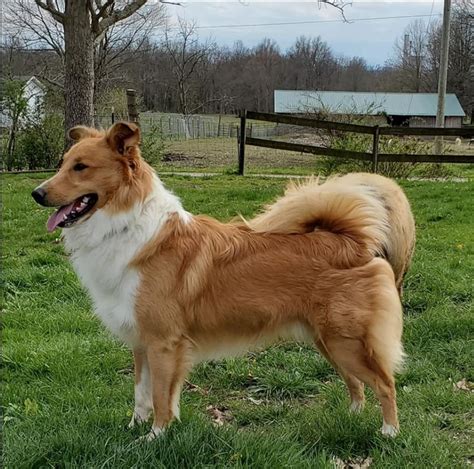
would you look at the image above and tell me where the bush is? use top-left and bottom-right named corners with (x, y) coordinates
top-left (315, 131), bottom-right (446, 179)
top-left (316, 132), bottom-right (371, 176)
top-left (140, 122), bottom-right (166, 166)
top-left (304, 106), bottom-right (453, 179)
top-left (8, 114), bottom-right (64, 170)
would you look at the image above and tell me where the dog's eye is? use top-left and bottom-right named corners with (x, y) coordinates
top-left (73, 163), bottom-right (88, 171)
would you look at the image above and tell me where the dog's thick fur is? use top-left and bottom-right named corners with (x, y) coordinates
top-left (245, 173), bottom-right (415, 295)
top-left (33, 123), bottom-right (405, 440)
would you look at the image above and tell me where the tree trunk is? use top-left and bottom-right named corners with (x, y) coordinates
top-left (6, 123), bottom-right (17, 171)
top-left (63, 0), bottom-right (95, 134)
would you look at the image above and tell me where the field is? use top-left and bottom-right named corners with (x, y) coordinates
top-left (136, 112), bottom-right (474, 177)
top-left (152, 134), bottom-right (474, 179)
top-left (3, 173), bottom-right (474, 468)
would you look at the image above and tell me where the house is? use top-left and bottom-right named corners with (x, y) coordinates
top-left (0, 76), bottom-right (46, 128)
top-left (274, 90), bottom-right (466, 128)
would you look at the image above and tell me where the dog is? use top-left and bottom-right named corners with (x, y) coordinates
top-left (32, 122), bottom-right (404, 441)
top-left (246, 172), bottom-right (415, 295)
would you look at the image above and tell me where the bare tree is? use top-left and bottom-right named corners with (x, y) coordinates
top-left (249, 39), bottom-right (283, 111)
top-left (391, 20), bottom-right (431, 92)
top-left (288, 36), bottom-right (336, 90)
top-left (163, 19), bottom-right (215, 136)
top-left (6, 0), bottom-right (166, 133)
top-left (390, 5), bottom-right (473, 117)
top-left (93, 7), bottom-right (166, 106)
top-left (447, 1), bottom-right (473, 119)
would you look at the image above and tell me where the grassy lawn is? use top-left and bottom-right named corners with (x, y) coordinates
top-left (3, 173), bottom-right (474, 468)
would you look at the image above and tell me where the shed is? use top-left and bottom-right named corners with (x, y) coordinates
top-left (274, 91), bottom-right (465, 128)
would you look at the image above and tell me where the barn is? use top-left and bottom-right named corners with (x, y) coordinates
top-left (274, 90), bottom-right (466, 128)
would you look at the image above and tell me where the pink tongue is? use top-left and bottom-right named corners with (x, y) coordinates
top-left (47, 202), bottom-right (76, 232)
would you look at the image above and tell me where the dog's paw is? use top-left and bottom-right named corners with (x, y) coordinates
top-left (128, 414), bottom-right (144, 429)
top-left (128, 415), bottom-right (139, 429)
top-left (381, 422), bottom-right (399, 437)
top-left (349, 400), bottom-right (365, 413)
top-left (128, 410), bottom-right (151, 429)
top-left (136, 426), bottom-right (163, 443)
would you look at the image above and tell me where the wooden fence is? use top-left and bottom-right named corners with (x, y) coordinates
top-left (238, 110), bottom-right (474, 175)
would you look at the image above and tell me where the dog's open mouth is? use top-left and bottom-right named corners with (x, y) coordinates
top-left (47, 194), bottom-right (98, 232)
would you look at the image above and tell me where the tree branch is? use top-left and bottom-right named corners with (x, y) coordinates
top-left (159, 0), bottom-right (182, 5)
top-left (97, 0), bottom-right (148, 35)
top-left (95, 0), bottom-right (115, 21)
top-left (318, 0), bottom-right (352, 22)
top-left (37, 72), bottom-right (64, 90)
top-left (35, 0), bottom-right (64, 24)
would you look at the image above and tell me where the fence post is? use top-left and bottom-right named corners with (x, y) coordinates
top-left (126, 89), bottom-right (139, 124)
top-left (238, 109), bottom-right (247, 175)
top-left (372, 125), bottom-right (380, 173)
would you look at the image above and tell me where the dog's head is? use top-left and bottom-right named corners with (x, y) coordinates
top-left (32, 122), bottom-right (153, 232)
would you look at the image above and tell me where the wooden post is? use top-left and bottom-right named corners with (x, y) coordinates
top-left (126, 89), bottom-right (139, 124)
top-left (238, 109), bottom-right (247, 175)
top-left (434, 0), bottom-right (452, 155)
top-left (111, 106), bottom-right (115, 124)
top-left (372, 126), bottom-right (380, 173)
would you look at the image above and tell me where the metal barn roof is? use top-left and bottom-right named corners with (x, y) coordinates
top-left (274, 91), bottom-right (465, 117)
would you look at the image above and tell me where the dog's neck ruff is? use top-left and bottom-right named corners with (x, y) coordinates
top-left (62, 174), bottom-right (190, 345)
top-left (63, 174), bottom-right (189, 251)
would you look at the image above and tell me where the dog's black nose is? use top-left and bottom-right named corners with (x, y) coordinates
top-left (32, 187), bottom-right (47, 206)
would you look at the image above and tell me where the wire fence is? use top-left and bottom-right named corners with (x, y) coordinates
top-left (95, 113), bottom-right (288, 141)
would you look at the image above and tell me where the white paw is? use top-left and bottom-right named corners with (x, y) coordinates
top-left (128, 410), bottom-right (151, 429)
top-left (381, 422), bottom-right (399, 437)
top-left (137, 426), bottom-right (163, 442)
top-left (350, 400), bottom-right (365, 413)
top-left (128, 415), bottom-right (139, 429)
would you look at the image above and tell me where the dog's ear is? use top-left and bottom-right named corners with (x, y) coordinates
top-left (68, 126), bottom-right (102, 142)
top-left (107, 122), bottom-right (141, 155)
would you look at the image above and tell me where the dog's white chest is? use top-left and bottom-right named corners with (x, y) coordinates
top-left (71, 241), bottom-right (140, 345)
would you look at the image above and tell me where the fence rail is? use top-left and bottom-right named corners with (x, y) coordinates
top-left (239, 110), bottom-right (474, 175)
top-left (246, 111), bottom-right (474, 137)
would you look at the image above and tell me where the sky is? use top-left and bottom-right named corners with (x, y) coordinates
top-left (164, 1), bottom-right (444, 66)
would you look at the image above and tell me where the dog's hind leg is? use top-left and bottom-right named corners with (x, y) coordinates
top-left (314, 338), bottom-right (365, 412)
top-left (324, 336), bottom-right (399, 436)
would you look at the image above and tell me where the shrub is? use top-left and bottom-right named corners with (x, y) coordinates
top-left (140, 122), bottom-right (166, 166)
top-left (13, 114), bottom-right (64, 170)
top-left (304, 105), bottom-right (453, 179)
top-left (314, 128), bottom-right (445, 179)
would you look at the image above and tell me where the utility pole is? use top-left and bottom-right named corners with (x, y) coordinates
top-left (435, 0), bottom-right (452, 155)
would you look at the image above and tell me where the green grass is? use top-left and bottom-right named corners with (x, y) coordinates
top-left (3, 173), bottom-right (474, 468)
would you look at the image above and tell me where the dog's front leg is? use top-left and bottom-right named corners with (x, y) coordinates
top-left (128, 348), bottom-right (152, 428)
top-left (142, 338), bottom-right (192, 441)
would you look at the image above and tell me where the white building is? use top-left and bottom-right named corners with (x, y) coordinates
top-left (0, 76), bottom-right (46, 128)
top-left (274, 90), bottom-right (466, 128)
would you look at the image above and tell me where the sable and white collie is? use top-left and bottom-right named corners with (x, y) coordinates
top-left (32, 122), bottom-right (405, 441)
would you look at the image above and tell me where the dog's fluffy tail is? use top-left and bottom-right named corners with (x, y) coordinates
top-left (244, 176), bottom-right (390, 256)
